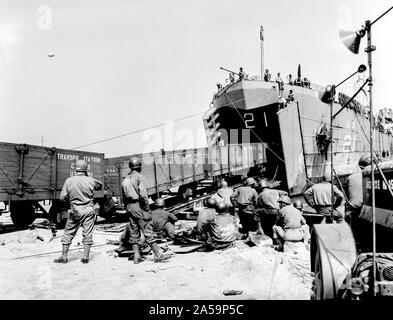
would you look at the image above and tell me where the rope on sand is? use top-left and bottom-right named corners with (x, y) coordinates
top-left (13, 243), bottom-right (109, 260)
top-left (267, 254), bottom-right (282, 299)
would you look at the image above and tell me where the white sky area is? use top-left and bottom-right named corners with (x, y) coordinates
top-left (0, 0), bottom-right (392, 157)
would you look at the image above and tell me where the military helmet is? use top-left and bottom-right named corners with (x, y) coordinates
top-left (293, 200), bottom-right (303, 210)
top-left (216, 201), bottom-right (227, 214)
top-left (206, 198), bottom-right (217, 208)
top-left (359, 154), bottom-right (372, 168)
top-left (245, 177), bottom-right (257, 187)
top-left (220, 180), bottom-right (228, 188)
top-left (259, 180), bottom-right (270, 189)
top-left (155, 198), bottom-right (165, 208)
top-left (129, 157), bottom-right (142, 170)
top-left (278, 195), bottom-right (292, 205)
top-left (75, 159), bottom-right (88, 172)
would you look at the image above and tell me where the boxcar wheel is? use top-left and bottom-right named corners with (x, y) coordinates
top-left (49, 202), bottom-right (67, 229)
top-left (10, 201), bottom-right (36, 229)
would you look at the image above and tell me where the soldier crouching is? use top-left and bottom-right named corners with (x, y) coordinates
top-left (54, 159), bottom-right (103, 264)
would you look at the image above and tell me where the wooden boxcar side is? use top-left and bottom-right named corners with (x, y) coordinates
top-left (206, 143), bottom-right (266, 178)
top-left (104, 147), bottom-right (208, 197)
top-left (0, 142), bottom-right (105, 202)
top-left (104, 143), bottom-right (266, 199)
top-left (0, 141), bottom-right (105, 227)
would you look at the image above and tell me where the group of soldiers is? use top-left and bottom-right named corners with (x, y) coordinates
top-left (225, 177), bottom-right (310, 251)
top-left (217, 67), bottom-right (247, 90)
top-left (263, 69), bottom-right (311, 90)
top-left (53, 152), bottom-right (371, 264)
top-left (54, 157), bottom-right (173, 264)
top-left (303, 153), bottom-right (371, 225)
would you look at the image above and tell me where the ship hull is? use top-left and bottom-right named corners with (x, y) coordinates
top-left (204, 80), bottom-right (393, 195)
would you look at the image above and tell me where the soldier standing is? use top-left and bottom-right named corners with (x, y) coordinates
top-left (303, 171), bottom-right (345, 223)
top-left (229, 73), bottom-right (235, 84)
top-left (238, 67), bottom-right (245, 81)
top-left (346, 154), bottom-right (371, 217)
top-left (275, 72), bottom-right (284, 91)
top-left (288, 74), bottom-right (294, 85)
top-left (54, 159), bottom-right (102, 264)
top-left (303, 77), bottom-right (311, 88)
top-left (122, 157), bottom-right (171, 264)
top-left (264, 69), bottom-right (272, 82)
top-left (294, 76), bottom-right (303, 87)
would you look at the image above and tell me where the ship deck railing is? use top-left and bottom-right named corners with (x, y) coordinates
top-left (220, 78), bottom-right (326, 93)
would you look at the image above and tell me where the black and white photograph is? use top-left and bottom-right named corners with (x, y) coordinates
top-left (0, 0), bottom-right (393, 307)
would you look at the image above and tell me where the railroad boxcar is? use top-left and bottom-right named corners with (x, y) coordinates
top-left (0, 141), bottom-right (105, 228)
top-left (104, 143), bottom-right (266, 204)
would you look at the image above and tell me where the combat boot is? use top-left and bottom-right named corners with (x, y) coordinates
top-left (53, 244), bottom-right (69, 263)
top-left (81, 245), bottom-right (91, 264)
top-left (151, 242), bottom-right (171, 262)
top-left (114, 243), bottom-right (128, 254)
top-left (272, 238), bottom-right (283, 252)
top-left (132, 244), bottom-right (144, 264)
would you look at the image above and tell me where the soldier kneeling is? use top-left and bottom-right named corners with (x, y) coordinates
top-left (272, 196), bottom-right (310, 252)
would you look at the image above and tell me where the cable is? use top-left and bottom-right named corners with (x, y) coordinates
top-left (71, 111), bottom-right (204, 150)
top-left (223, 90), bottom-right (322, 187)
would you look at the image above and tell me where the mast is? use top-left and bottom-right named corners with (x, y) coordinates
top-left (365, 19), bottom-right (377, 296)
top-left (330, 97), bottom-right (334, 222)
top-left (260, 26), bottom-right (264, 80)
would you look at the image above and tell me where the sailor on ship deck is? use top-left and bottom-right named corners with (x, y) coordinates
top-left (229, 73), bottom-right (235, 84)
top-left (275, 72), bottom-right (284, 91)
top-left (294, 76), bottom-right (303, 87)
top-left (238, 67), bottom-right (245, 81)
top-left (287, 90), bottom-right (295, 103)
top-left (287, 74), bottom-right (294, 85)
top-left (303, 77), bottom-right (311, 88)
top-left (264, 69), bottom-right (272, 82)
